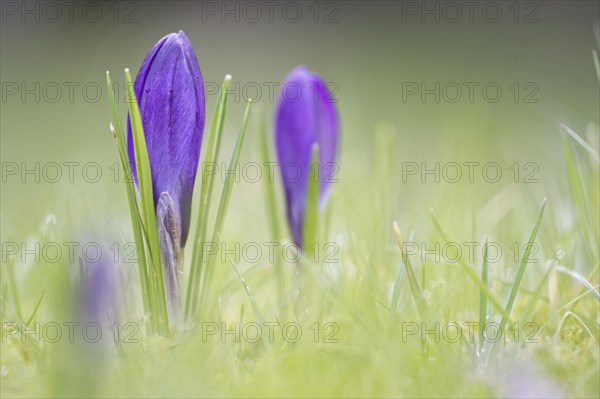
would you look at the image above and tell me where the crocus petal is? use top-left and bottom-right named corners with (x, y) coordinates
top-left (157, 192), bottom-right (183, 324)
top-left (275, 66), bottom-right (339, 247)
top-left (127, 30), bottom-right (205, 246)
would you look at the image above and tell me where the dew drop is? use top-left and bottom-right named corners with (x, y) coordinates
top-left (45, 214), bottom-right (57, 226)
top-left (555, 249), bottom-right (565, 260)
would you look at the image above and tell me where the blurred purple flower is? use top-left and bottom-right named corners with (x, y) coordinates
top-left (275, 66), bottom-right (339, 247)
top-left (82, 257), bottom-right (119, 331)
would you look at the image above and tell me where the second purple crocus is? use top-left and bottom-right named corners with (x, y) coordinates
top-left (275, 66), bottom-right (339, 248)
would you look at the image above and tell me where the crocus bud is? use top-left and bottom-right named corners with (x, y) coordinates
top-left (127, 31), bottom-right (205, 319)
top-left (275, 66), bottom-right (339, 247)
top-left (127, 30), bottom-right (204, 246)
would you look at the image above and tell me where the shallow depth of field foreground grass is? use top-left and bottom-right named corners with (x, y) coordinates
top-left (1, 114), bottom-right (598, 397)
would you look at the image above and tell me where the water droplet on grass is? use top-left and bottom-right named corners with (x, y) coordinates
top-left (45, 214), bottom-right (57, 225)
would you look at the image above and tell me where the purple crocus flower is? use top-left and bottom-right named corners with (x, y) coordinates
top-left (275, 66), bottom-right (339, 247)
top-left (127, 31), bottom-right (205, 318)
top-left (81, 256), bottom-right (119, 344)
top-left (74, 255), bottom-right (119, 388)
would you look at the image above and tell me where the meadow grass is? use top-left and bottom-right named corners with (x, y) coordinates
top-left (1, 71), bottom-right (599, 399)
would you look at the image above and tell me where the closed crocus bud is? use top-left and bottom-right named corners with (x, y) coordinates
top-left (275, 66), bottom-right (339, 248)
top-left (127, 31), bottom-right (205, 319)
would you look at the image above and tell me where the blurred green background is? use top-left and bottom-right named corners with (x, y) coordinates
top-left (1, 0), bottom-right (598, 245)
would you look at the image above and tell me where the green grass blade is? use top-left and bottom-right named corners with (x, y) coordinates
top-left (106, 71), bottom-right (152, 331)
top-left (593, 50), bottom-right (599, 83)
top-left (259, 107), bottom-right (282, 243)
top-left (560, 124), bottom-right (600, 164)
top-left (561, 132), bottom-right (598, 258)
top-left (225, 249), bottom-right (266, 326)
top-left (186, 75), bottom-right (232, 320)
top-left (198, 99), bottom-right (253, 314)
top-left (518, 267), bottom-right (550, 324)
top-left (555, 265), bottom-right (600, 302)
top-left (498, 198), bottom-right (546, 334)
top-left (534, 283), bottom-right (600, 338)
top-left (392, 222), bottom-right (428, 318)
top-left (6, 251), bottom-right (23, 321)
top-left (258, 106), bottom-right (286, 307)
top-left (114, 126), bottom-right (154, 330)
top-left (25, 290), bottom-right (45, 327)
top-left (478, 237), bottom-right (489, 347)
top-left (0, 297), bottom-right (40, 352)
top-left (303, 144), bottom-right (320, 257)
top-left (429, 212), bottom-right (512, 322)
top-left (124, 68), bottom-right (169, 332)
top-left (390, 259), bottom-right (404, 314)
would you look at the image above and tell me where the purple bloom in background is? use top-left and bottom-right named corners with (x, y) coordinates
top-left (127, 31), bottom-right (205, 318)
top-left (275, 66), bottom-right (339, 247)
top-left (82, 257), bottom-right (119, 334)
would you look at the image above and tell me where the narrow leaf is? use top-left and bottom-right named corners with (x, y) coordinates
top-left (498, 198), bottom-right (546, 334)
top-left (258, 106), bottom-right (285, 306)
top-left (186, 75), bottom-right (232, 320)
top-left (125, 68), bottom-right (169, 332)
top-left (106, 71), bottom-right (151, 324)
top-left (430, 211), bottom-right (512, 322)
top-left (478, 238), bottom-right (489, 347)
top-left (198, 99), bottom-right (253, 313)
top-left (392, 222), bottom-right (428, 317)
top-left (25, 290), bottom-right (45, 327)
